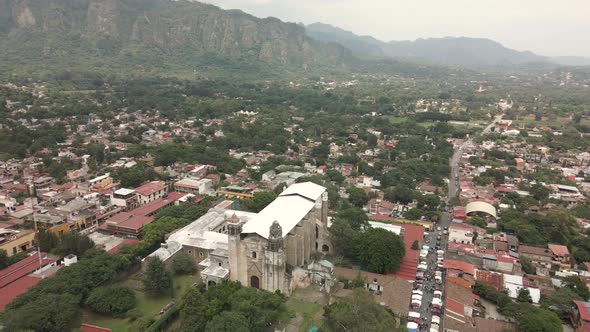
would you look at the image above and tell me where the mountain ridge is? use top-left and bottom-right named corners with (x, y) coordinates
top-left (306, 22), bottom-right (590, 67)
top-left (0, 0), bottom-right (354, 78)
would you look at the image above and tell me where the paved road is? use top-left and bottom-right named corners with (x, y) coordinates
top-left (415, 114), bottom-right (503, 331)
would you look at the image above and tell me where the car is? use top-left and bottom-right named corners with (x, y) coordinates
top-left (444, 226), bottom-right (448, 230)
top-left (436, 227), bottom-right (441, 231)
top-left (443, 230), bottom-right (448, 235)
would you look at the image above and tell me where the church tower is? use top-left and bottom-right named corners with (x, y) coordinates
top-left (264, 220), bottom-right (287, 293)
top-left (227, 213), bottom-right (243, 284)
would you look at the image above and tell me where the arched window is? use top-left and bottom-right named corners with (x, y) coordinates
top-left (250, 276), bottom-right (260, 289)
top-left (322, 244), bottom-right (330, 253)
top-left (252, 251), bottom-right (257, 259)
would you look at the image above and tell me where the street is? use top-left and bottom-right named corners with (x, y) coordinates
top-left (413, 114), bottom-right (503, 331)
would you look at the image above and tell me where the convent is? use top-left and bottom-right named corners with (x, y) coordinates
top-left (148, 182), bottom-right (331, 294)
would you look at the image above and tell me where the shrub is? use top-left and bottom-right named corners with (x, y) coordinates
top-left (85, 285), bottom-right (137, 315)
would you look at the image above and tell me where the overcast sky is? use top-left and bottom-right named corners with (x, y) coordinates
top-left (201, 0), bottom-right (590, 57)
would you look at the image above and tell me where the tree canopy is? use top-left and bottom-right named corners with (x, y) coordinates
top-left (323, 288), bottom-right (398, 332)
top-left (143, 256), bottom-right (172, 296)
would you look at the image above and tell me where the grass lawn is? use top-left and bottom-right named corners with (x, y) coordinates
top-left (84, 274), bottom-right (198, 332)
top-left (280, 286), bottom-right (327, 332)
top-left (387, 116), bottom-right (409, 124)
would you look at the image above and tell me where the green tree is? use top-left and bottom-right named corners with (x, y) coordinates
top-left (347, 186), bottom-right (369, 208)
top-left (356, 228), bottom-right (406, 274)
top-left (335, 207), bottom-right (369, 231)
top-left (242, 191), bottom-right (278, 213)
top-left (417, 194), bottom-right (440, 211)
top-left (384, 185), bottom-right (416, 204)
top-left (520, 256), bottom-right (536, 275)
top-left (516, 288), bottom-right (532, 303)
top-left (3, 293), bottom-right (82, 332)
top-left (85, 285), bottom-right (136, 315)
top-left (143, 257), bottom-right (172, 296)
top-left (180, 288), bottom-right (208, 332)
top-left (326, 169), bottom-right (345, 183)
top-left (367, 134), bottom-right (378, 147)
top-left (205, 311), bottom-right (250, 332)
top-left (404, 208), bottom-right (423, 220)
top-left (562, 275), bottom-right (590, 301)
top-left (323, 288), bottom-right (398, 332)
top-left (0, 250), bottom-right (28, 269)
top-left (411, 240), bottom-right (420, 250)
top-left (546, 287), bottom-right (581, 320)
top-left (172, 252), bottom-right (196, 275)
top-left (530, 183), bottom-right (551, 201)
top-left (229, 287), bottom-right (286, 330)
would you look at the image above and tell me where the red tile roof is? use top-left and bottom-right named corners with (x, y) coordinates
top-left (575, 300), bottom-right (590, 323)
top-left (107, 192), bottom-right (186, 231)
top-left (0, 253), bottom-right (56, 288)
top-left (446, 298), bottom-right (464, 314)
top-left (134, 181), bottom-right (167, 196)
top-left (390, 223), bottom-right (424, 281)
top-left (443, 260), bottom-right (475, 276)
top-left (548, 243), bottom-right (569, 257)
top-left (475, 270), bottom-right (503, 290)
top-left (0, 275), bottom-right (40, 311)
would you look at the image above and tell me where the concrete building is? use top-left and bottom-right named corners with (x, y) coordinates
top-left (111, 188), bottom-right (138, 210)
top-left (173, 178), bottom-right (214, 195)
top-left (135, 181), bottom-right (168, 205)
top-left (0, 228), bottom-right (35, 256)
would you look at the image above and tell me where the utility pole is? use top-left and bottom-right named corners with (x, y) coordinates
top-left (28, 183), bottom-right (43, 276)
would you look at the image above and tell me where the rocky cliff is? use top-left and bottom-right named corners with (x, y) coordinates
top-left (0, 0), bottom-right (351, 74)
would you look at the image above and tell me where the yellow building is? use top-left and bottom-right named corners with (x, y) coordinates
top-left (0, 229), bottom-right (36, 257)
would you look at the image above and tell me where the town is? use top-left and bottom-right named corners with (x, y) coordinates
top-left (0, 64), bottom-right (589, 332)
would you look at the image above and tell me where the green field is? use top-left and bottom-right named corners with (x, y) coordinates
top-left (84, 274), bottom-right (199, 332)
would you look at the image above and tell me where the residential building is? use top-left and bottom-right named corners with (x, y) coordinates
top-left (572, 300), bottom-right (590, 332)
top-left (135, 181), bottom-right (168, 205)
top-left (102, 192), bottom-right (186, 237)
top-left (111, 188), bottom-right (138, 210)
top-left (0, 228), bottom-right (35, 256)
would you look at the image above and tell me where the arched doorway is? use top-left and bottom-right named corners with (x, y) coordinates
top-left (250, 276), bottom-right (260, 289)
top-left (208, 280), bottom-right (217, 287)
top-left (322, 244), bottom-right (330, 253)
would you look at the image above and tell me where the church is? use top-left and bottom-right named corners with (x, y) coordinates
top-left (147, 182), bottom-right (331, 294)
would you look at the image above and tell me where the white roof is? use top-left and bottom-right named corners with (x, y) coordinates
top-left (114, 188), bottom-right (135, 196)
top-left (431, 316), bottom-right (440, 324)
top-left (505, 284), bottom-right (541, 303)
top-left (503, 273), bottom-right (523, 286)
top-left (407, 322), bottom-right (419, 329)
top-left (369, 221), bottom-right (403, 235)
top-left (89, 173), bottom-right (110, 184)
top-left (408, 312), bottom-right (420, 318)
top-left (465, 201), bottom-right (497, 218)
top-left (279, 182), bottom-right (325, 201)
top-left (242, 182), bottom-right (326, 239)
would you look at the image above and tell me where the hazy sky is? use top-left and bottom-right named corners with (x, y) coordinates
top-left (201, 0), bottom-right (590, 57)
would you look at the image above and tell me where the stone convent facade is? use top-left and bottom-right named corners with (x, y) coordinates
top-left (147, 182), bottom-right (331, 295)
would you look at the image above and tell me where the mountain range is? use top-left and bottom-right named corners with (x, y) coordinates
top-left (306, 23), bottom-right (590, 67)
top-left (0, 0), bottom-right (352, 79)
top-left (0, 0), bottom-right (588, 81)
